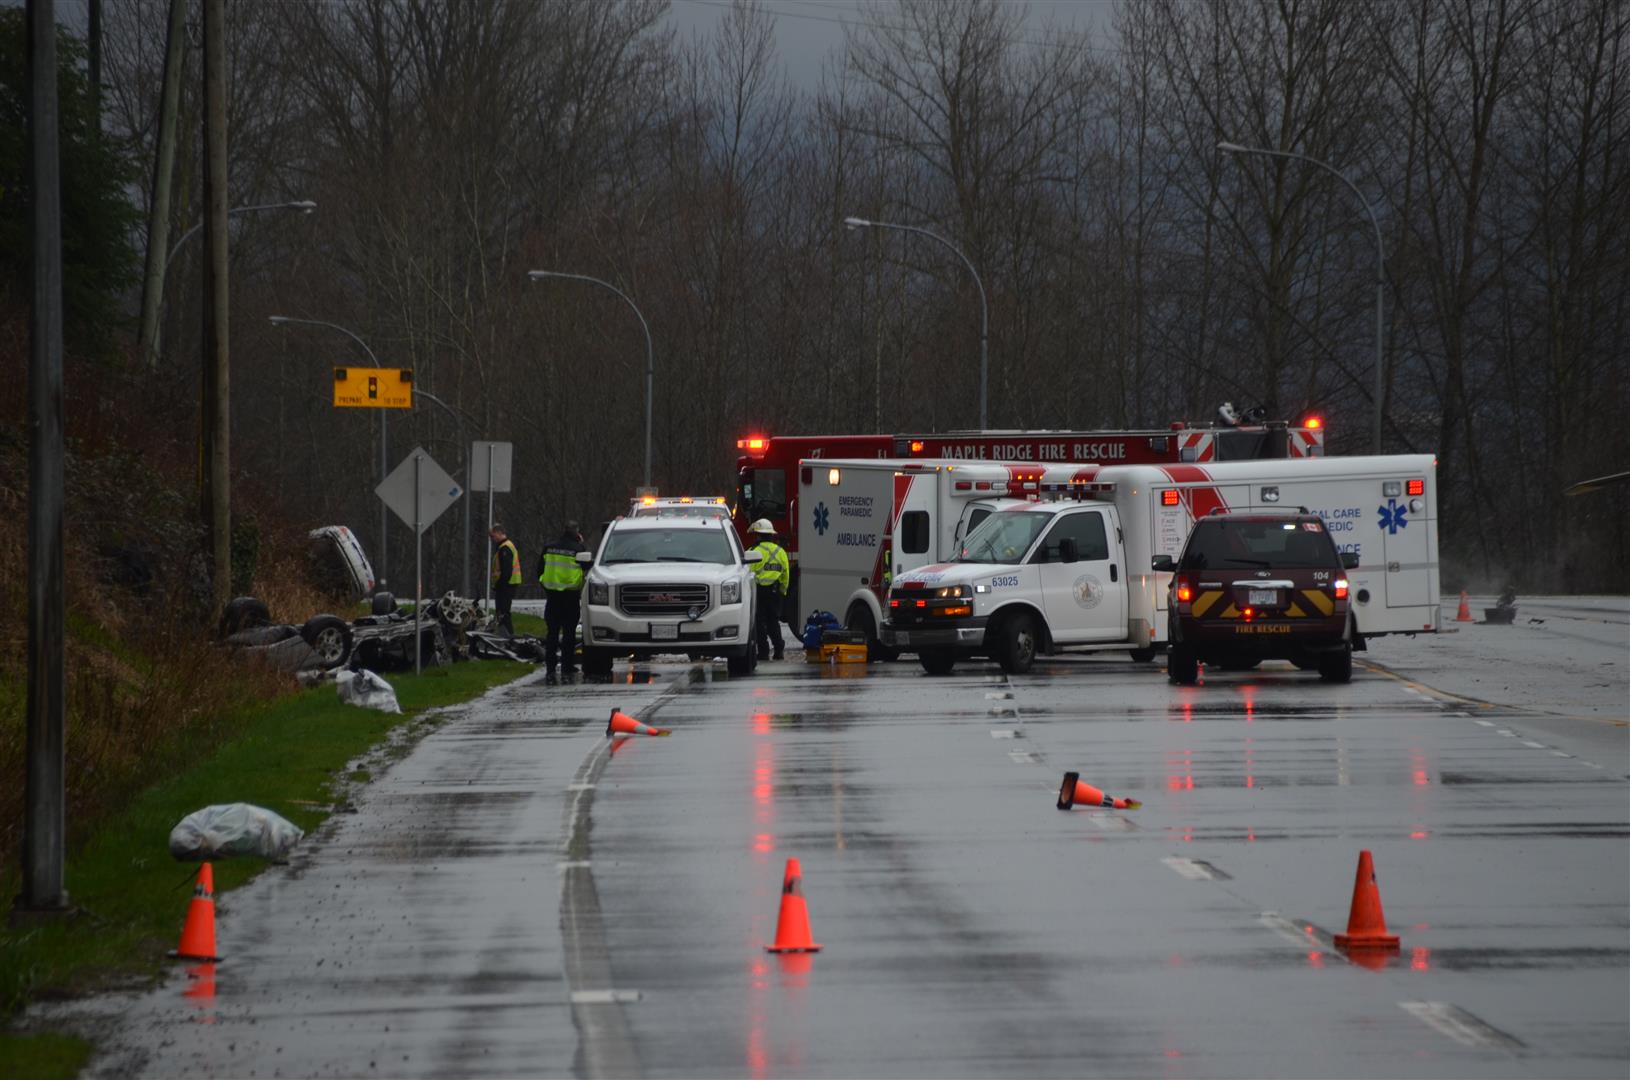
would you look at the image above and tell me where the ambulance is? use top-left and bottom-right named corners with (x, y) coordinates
top-left (879, 454), bottom-right (1439, 675)
top-left (797, 459), bottom-right (1105, 656)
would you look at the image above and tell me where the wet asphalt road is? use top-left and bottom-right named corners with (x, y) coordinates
top-left (34, 607), bottom-right (1630, 1079)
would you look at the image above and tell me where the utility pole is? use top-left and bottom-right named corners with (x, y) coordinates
top-left (18, 0), bottom-right (69, 919)
top-left (87, 0), bottom-right (101, 121)
top-left (137, 0), bottom-right (188, 369)
top-left (200, 0), bottom-right (231, 608)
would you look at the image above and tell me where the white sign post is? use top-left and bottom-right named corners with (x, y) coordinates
top-left (468, 441), bottom-right (514, 608)
top-left (377, 447), bottom-right (463, 674)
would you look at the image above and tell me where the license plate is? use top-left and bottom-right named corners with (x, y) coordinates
top-left (1248, 589), bottom-right (1278, 606)
top-left (895, 631), bottom-right (910, 646)
top-left (650, 623), bottom-right (678, 641)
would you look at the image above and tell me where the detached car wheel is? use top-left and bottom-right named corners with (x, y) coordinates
top-left (1318, 645), bottom-right (1353, 683)
top-left (300, 615), bottom-right (354, 669)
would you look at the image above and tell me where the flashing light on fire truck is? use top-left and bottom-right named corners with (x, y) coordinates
top-left (738, 434), bottom-right (769, 455)
top-left (1303, 416), bottom-right (1323, 430)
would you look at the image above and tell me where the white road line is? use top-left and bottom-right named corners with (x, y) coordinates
top-left (990, 729), bottom-right (1019, 740)
top-left (567, 783), bottom-right (596, 792)
top-left (984, 691), bottom-right (1013, 700)
top-left (1008, 749), bottom-right (1040, 764)
top-left (1496, 729), bottom-right (1516, 737)
top-left (557, 860), bottom-right (592, 870)
top-left (1474, 720), bottom-right (1495, 727)
top-left (1162, 856), bottom-right (1227, 881)
top-left (1580, 760), bottom-right (1604, 769)
top-left (1522, 741), bottom-right (1546, 748)
top-left (1258, 912), bottom-right (1333, 955)
top-left (1551, 750), bottom-right (1573, 758)
top-left (571, 990), bottom-right (642, 1005)
top-left (1398, 1001), bottom-right (1524, 1051)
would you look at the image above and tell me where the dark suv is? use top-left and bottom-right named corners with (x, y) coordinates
top-left (1154, 511), bottom-right (1360, 685)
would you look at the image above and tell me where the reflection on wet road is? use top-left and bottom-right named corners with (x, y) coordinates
top-left (590, 655), bottom-right (1628, 1078)
top-left (31, 640), bottom-right (1628, 1079)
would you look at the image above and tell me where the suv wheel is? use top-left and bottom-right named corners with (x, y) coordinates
top-left (1168, 643), bottom-right (1199, 685)
top-left (995, 613), bottom-right (1039, 675)
top-left (581, 647), bottom-right (614, 677)
top-left (727, 644), bottom-right (755, 676)
top-left (919, 648), bottom-right (956, 676)
top-left (1318, 645), bottom-right (1353, 683)
top-left (1128, 647), bottom-right (1158, 663)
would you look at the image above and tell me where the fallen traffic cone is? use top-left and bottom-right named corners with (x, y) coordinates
top-left (765, 858), bottom-right (822, 954)
top-left (1056, 771), bottom-right (1141, 811)
top-left (1332, 850), bottom-right (1401, 951)
top-left (171, 863), bottom-right (221, 962)
top-left (1455, 592), bottom-right (1473, 622)
top-left (607, 708), bottom-right (669, 737)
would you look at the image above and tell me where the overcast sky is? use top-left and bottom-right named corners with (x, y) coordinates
top-left (666, 0), bottom-right (1114, 86)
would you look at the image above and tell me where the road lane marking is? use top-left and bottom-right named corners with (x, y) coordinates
top-left (1008, 749), bottom-right (1040, 764)
top-left (1496, 729), bottom-right (1516, 736)
top-left (1086, 815), bottom-right (1134, 831)
top-left (557, 860), bottom-right (592, 870)
top-left (1522, 741), bottom-right (1546, 748)
top-left (1162, 856), bottom-right (1231, 881)
top-left (1474, 720), bottom-right (1495, 727)
top-left (1398, 1001), bottom-right (1524, 1051)
top-left (1551, 750), bottom-right (1573, 757)
top-left (990, 729), bottom-right (1019, 739)
top-left (985, 691), bottom-right (1013, 700)
top-left (568, 783), bottom-right (596, 792)
top-left (1259, 912), bottom-right (1336, 956)
top-left (571, 990), bottom-right (642, 1005)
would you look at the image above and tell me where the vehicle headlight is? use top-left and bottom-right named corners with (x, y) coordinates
top-left (933, 585), bottom-right (971, 599)
top-left (721, 579), bottom-right (741, 604)
top-left (588, 580), bottom-right (610, 606)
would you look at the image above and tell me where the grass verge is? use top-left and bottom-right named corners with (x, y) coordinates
top-left (0, 659), bottom-right (534, 1078)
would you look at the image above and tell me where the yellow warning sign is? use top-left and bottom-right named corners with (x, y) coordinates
top-left (333, 367), bottom-right (412, 409)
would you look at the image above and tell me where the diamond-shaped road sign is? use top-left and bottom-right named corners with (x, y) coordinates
top-left (376, 447), bottom-right (462, 534)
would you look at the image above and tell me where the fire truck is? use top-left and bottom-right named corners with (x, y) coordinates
top-left (735, 415), bottom-right (1326, 622)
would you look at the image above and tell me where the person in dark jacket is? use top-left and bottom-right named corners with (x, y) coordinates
top-left (489, 525), bottom-right (520, 636)
top-left (535, 521), bottom-right (589, 683)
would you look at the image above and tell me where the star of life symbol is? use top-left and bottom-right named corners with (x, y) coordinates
top-left (813, 502), bottom-right (830, 536)
top-left (1378, 498), bottom-right (1408, 535)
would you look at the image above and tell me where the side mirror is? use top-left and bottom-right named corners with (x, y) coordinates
top-left (744, 550), bottom-right (763, 565)
top-left (574, 552), bottom-right (593, 566)
top-left (1340, 552), bottom-right (1360, 570)
top-left (1151, 554), bottom-right (1175, 572)
top-left (1059, 537), bottom-right (1080, 564)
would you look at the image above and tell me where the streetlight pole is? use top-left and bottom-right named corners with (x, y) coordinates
top-left (526, 270), bottom-right (655, 489)
top-left (844, 216), bottom-right (989, 430)
top-left (1217, 142), bottom-right (1385, 453)
top-left (268, 314), bottom-right (390, 590)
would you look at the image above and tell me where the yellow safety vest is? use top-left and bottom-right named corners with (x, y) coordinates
top-left (539, 544), bottom-right (585, 591)
top-left (752, 541), bottom-right (789, 592)
top-left (492, 540), bottom-right (521, 585)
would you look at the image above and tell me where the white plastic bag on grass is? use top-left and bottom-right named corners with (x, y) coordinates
top-left (336, 668), bottom-right (400, 714)
top-left (169, 803), bottom-right (304, 861)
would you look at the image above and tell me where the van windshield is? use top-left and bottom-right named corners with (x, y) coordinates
top-left (958, 512), bottom-right (1050, 564)
top-left (1180, 520), bottom-right (1338, 570)
top-left (601, 528), bottom-right (736, 565)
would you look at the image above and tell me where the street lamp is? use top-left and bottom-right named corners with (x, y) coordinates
top-left (142, 200), bottom-right (316, 366)
top-left (844, 216), bottom-right (989, 430)
top-left (526, 270), bottom-right (655, 489)
top-left (1217, 142), bottom-right (1386, 453)
top-left (268, 314), bottom-right (390, 590)
top-left (169, 200), bottom-right (316, 261)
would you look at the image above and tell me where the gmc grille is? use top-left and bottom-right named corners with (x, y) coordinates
top-left (619, 583), bottom-right (712, 617)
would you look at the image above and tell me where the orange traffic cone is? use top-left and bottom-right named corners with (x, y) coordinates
top-left (607, 708), bottom-right (670, 737)
top-left (1056, 771), bottom-right (1141, 811)
top-left (1332, 850), bottom-right (1401, 951)
top-left (765, 858), bottom-right (822, 954)
top-left (1455, 592), bottom-right (1473, 622)
top-left (171, 863), bottom-right (221, 962)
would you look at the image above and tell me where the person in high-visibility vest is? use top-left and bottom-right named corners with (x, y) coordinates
top-left (747, 518), bottom-right (790, 661)
top-left (488, 525), bottom-right (522, 636)
top-left (535, 520), bottom-right (589, 684)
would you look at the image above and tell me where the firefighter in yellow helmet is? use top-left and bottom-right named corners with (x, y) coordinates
top-left (746, 518), bottom-right (790, 660)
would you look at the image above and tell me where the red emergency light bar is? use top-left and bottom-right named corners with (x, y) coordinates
top-left (737, 435), bottom-right (769, 454)
top-left (1161, 489), bottom-right (1180, 506)
top-left (1407, 479), bottom-right (1425, 496)
top-left (1303, 416), bottom-right (1323, 430)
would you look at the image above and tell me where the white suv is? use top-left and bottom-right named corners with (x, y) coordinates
top-left (579, 516), bottom-right (761, 676)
